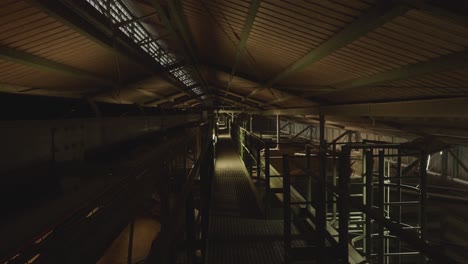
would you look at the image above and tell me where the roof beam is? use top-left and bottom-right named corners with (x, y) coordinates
top-left (207, 81), bottom-right (268, 106)
top-left (219, 97), bottom-right (257, 109)
top-left (86, 61), bottom-right (188, 98)
top-left (26, 0), bottom-right (162, 74)
top-left (114, 12), bottom-right (158, 28)
top-left (27, 0), bottom-right (200, 100)
top-left (264, 2), bottom-right (410, 87)
top-left (202, 63), bottom-right (312, 107)
top-left (149, 0), bottom-right (208, 94)
top-left (324, 50), bottom-right (468, 94)
top-left (400, 0), bottom-right (468, 27)
top-left (144, 91), bottom-right (187, 106)
top-left (223, 0), bottom-right (261, 99)
top-left (250, 97), bottom-right (468, 118)
top-left (0, 45), bottom-right (114, 86)
top-left (225, 91), bottom-right (267, 107)
top-left (267, 2), bottom-right (409, 85)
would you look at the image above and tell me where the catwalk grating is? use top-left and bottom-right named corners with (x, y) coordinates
top-left (206, 135), bottom-right (305, 264)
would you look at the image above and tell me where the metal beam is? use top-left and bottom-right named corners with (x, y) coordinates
top-left (221, 97), bottom-right (256, 109)
top-left (266, 2), bottom-right (410, 86)
top-left (327, 50), bottom-right (468, 93)
top-left (208, 82), bottom-right (268, 106)
top-left (202, 63), bottom-right (313, 108)
top-left (250, 97), bottom-right (468, 117)
top-left (223, 0), bottom-right (261, 100)
top-left (144, 91), bottom-right (187, 106)
top-left (87, 61), bottom-right (188, 99)
top-left (26, 0), bottom-right (162, 74)
top-left (150, 0), bottom-right (209, 95)
top-left (0, 45), bottom-right (114, 85)
top-left (114, 12), bottom-right (157, 27)
top-left (401, 0), bottom-right (468, 27)
top-left (27, 0), bottom-right (201, 101)
top-left (213, 93), bottom-right (258, 109)
top-left (224, 90), bottom-right (266, 106)
top-left (448, 149), bottom-right (468, 174)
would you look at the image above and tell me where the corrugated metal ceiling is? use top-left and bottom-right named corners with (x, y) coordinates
top-left (1, 0), bottom-right (468, 132)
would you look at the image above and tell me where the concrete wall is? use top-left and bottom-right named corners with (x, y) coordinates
top-left (0, 114), bottom-right (200, 174)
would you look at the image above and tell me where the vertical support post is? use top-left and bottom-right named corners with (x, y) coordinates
top-left (378, 150), bottom-right (385, 264)
top-left (332, 142), bottom-right (338, 227)
top-left (87, 99), bottom-right (102, 118)
top-left (396, 148), bottom-right (402, 264)
top-left (338, 147), bottom-right (351, 263)
top-left (306, 146), bottom-right (312, 211)
top-left (283, 154), bottom-right (291, 263)
top-left (276, 115), bottom-right (280, 148)
top-left (318, 114), bottom-right (326, 262)
top-left (201, 137), bottom-right (214, 259)
top-left (265, 142), bottom-right (271, 218)
top-left (419, 151), bottom-right (428, 263)
top-left (365, 150), bottom-right (374, 260)
top-left (256, 146), bottom-right (261, 180)
top-left (186, 192), bottom-right (196, 264)
top-left (127, 219), bottom-right (135, 264)
top-left (441, 150), bottom-right (448, 181)
top-left (249, 132), bottom-right (253, 177)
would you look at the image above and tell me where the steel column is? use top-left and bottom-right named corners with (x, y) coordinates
top-left (318, 114), bottom-right (326, 262)
top-left (283, 154), bottom-right (292, 263)
top-left (306, 146), bottom-right (312, 212)
top-left (378, 150), bottom-right (385, 264)
top-left (276, 115), bottom-right (281, 148)
top-left (365, 150), bottom-right (374, 259)
top-left (127, 219), bottom-right (135, 264)
top-left (264, 142), bottom-right (271, 218)
top-left (419, 151), bottom-right (428, 264)
top-left (186, 191), bottom-right (196, 264)
top-left (338, 147), bottom-right (351, 263)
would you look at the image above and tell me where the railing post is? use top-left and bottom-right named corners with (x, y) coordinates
top-left (378, 150), bottom-right (385, 264)
top-left (338, 147), bottom-right (351, 263)
top-left (306, 146), bottom-right (312, 212)
top-left (127, 218), bottom-right (135, 264)
top-left (265, 141), bottom-right (270, 218)
top-left (249, 133), bottom-right (253, 176)
top-left (186, 191), bottom-right (196, 264)
top-left (419, 150), bottom-right (428, 264)
top-left (396, 147), bottom-right (402, 264)
top-left (318, 114), bottom-right (326, 262)
top-left (256, 145), bottom-right (261, 181)
top-left (365, 150), bottom-right (374, 260)
top-left (283, 154), bottom-right (291, 263)
top-left (201, 142), bottom-right (214, 259)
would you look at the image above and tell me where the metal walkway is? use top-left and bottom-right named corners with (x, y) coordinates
top-left (205, 134), bottom-right (291, 264)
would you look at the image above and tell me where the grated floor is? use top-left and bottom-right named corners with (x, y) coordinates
top-left (206, 135), bottom-right (303, 264)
